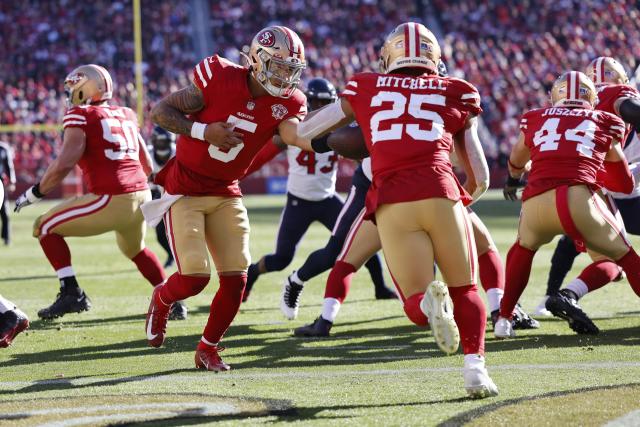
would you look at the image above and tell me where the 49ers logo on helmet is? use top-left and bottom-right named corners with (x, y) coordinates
top-left (66, 72), bottom-right (86, 85)
top-left (258, 30), bottom-right (275, 47)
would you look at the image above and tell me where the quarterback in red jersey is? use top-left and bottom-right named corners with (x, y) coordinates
top-left (541, 58), bottom-right (640, 333)
top-left (496, 71), bottom-right (640, 339)
top-left (14, 64), bottom-right (166, 320)
top-left (293, 22), bottom-right (498, 398)
top-left (144, 26), bottom-right (310, 371)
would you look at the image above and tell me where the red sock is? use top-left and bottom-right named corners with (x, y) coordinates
top-left (478, 249), bottom-right (504, 291)
top-left (449, 284), bottom-right (485, 355)
top-left (160, 272), bottom-right (210, 303)
top-left (132, 248), bottom-right (166, 287)
top-left (615, 248), bottom-right (640, 297)
top-left (199, 273), bottom-right (247, 347)
top-left (324, 261), bottom-right (356, 303)
top-left (39, 234), bottom-right (71, 270)
top-left (500, 242), bottom-right (536, 319)
top-left (403, 293), bottom-right (428, 327)
top-left (578, 260), bottom-right (620, 293)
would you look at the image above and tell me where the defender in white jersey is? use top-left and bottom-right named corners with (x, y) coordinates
top-left (244, 78), bottom-right (345, 299)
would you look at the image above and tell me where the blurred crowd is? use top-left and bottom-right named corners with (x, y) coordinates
top-left (2, 0), bottom-right (638, 183)
top-left (433, 0), bottom-right (640, 163)
top-left (0, 0), bottom-right (194, 183)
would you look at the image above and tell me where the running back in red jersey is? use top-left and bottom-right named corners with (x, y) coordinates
top-left (596, 84), bottom-right (640, 143)
top-left (157, 55), bottom-right (307, 197)
top-left (340, 72), bottom-right (481, 210)
top-left (518, 107), bottom-right (626, 201)
top-left (63, 105), bottom-right (148, 195)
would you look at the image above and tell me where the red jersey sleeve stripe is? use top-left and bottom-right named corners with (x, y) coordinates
top-left (203, 58), bottom-right (213, 79)
top-left (195, 63), bottom-right (208, 87)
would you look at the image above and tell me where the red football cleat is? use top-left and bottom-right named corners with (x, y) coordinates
top-left (145, 286), bottom-right (172, 348)
top-left (195, 346), bottom-right (230, 372)
top-left (0, 310), bottom-right (30, 348)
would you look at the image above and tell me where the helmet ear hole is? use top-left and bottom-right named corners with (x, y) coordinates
top-left (78, 90), bottom-right (83, 102)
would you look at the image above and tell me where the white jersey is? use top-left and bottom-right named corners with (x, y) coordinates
top-left (286, 146), bottom-right (338, 201)
top-left (361, 157), bottom-right (373, 181)
top-left (609, 132), bottom-right (640, 199)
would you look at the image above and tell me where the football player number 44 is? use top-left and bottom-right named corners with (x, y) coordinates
top-left (370, 91), bottom-right (446, 144)
top-left (533, 118), bottom-right (596, 157)
top-left (208, 115), bottom-right (257, 162)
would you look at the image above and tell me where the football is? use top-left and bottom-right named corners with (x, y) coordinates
top-left (327, 125), bottom-right (369, 160)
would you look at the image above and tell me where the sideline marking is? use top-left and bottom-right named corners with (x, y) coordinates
top-left (1, 361), bottom-right (639, 389)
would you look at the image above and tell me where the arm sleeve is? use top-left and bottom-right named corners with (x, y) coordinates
top-left (618, 98), bottom-right (640, 128)
top-left (599, 160), bottom-right (635, 193)
top-left (243, 140), bottom-right (283, 178)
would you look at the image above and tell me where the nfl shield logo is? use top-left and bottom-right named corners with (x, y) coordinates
top-left (271, 104), bottom-right (288, 120)
top-left (246, 101), bottom-right (255, 111)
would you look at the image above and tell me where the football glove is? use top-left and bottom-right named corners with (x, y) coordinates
top-left (503, 175), bottom-right (526, 201)
top-left (14, 183), bottom-right (44, 213)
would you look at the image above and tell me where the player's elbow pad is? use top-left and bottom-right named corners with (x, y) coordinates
top-left (619, 98), bottom-right (640, 128)
top-left (298, 101), bottom-right (346, 141)
top-left (602, 160), bottom-right (635, 194)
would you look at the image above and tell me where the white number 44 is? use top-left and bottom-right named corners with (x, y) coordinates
top-left (533, 118), bottom-right (596, 157)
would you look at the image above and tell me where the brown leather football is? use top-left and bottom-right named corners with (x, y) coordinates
top-left (327, 126), bottom-right (369, 160)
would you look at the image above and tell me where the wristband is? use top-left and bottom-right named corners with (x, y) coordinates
top-left (190, 122), bottom-right (207, 140)
top-left (32, 182), bottom-right (44, 198)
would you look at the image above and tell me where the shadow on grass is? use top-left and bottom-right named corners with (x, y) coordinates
top-left (0, 268), bottom-right (138, 283)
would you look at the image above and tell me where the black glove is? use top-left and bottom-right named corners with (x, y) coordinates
top-left (503, 175), bottom-right (526, 201)
top-left (310, 134), bottom-right (331, 153)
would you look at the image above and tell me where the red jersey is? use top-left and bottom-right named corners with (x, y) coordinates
top-left (519, 107), bottom-right (626, 201)
top-left (340, 72), bottom-right (481, 217)
top-left (596, 84), bottom-right (640, 143)
top-left (62, 104), bottom-right (148, 195)
top-left (157, 55), bottom-right (306, 196)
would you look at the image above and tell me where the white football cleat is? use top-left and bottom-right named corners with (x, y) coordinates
top-left (420, 281), bottom-right (460, 355)
top-left (280, 275), bottom-right (304, 320)
top-left (534, 295), bottom-right (553, 317)
top-left (464, 365), bottom-right (499, 399)
top-left (494, 316), bottom-right (515, 339)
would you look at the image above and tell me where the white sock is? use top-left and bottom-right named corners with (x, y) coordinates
top-left (0, 295), bottom-right (17, 314)
top-left (565, 278), bottom-right (589, 299)
top-left (56, 266), bottom-right (75, 279)
top-left (200, 337), bottom-right (219, 347)
top-left (321, 298), bottom-right (341, 322)
top-left (290, 271), bottom-right (304, 286)
top-left (464, 353), bottom-right (485, 369)
top-left (486, 288), bottom-right (504, 312)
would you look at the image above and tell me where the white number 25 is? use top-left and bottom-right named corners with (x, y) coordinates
top-left (370, 91), bottom-right (445, 144)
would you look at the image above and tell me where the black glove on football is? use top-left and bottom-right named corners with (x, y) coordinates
top-left (503, 175), bottom-right (526, 201)
top-left (310, 134), bottom-right (332, 153)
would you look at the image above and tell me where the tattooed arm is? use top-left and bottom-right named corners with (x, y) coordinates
top-left (150, 82), bottom-right (242, 149)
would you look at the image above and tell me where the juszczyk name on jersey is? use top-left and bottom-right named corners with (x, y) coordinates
top-left (542, 108), bottom-right (598, 118)
top-left (376, 76), bottom-right (446, 90)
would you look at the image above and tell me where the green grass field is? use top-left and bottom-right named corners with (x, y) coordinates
top-left (1, 190), bottom-right (639, 426)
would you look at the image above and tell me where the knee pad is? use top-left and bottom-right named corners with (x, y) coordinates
top-left (403, 293), bottom-right (428, 327)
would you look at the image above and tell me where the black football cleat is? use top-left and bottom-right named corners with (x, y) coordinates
top-left (294, 316), bottom-right (333, 337)
top-left (511, 303), bottom-right (540, 329)
top-left (0, 310), bottom-right (30, 348)
top-left (168, 300), bottom-right (188, 321)
top-left (37, 290), bottom-right (92, 320)
top-left (546, 290), bottom-right (599, 335)
top-left (375, 286), bottom-right (398, 300)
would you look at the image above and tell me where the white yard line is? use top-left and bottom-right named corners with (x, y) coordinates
top-left (1, 361), bottom-right (640, 388)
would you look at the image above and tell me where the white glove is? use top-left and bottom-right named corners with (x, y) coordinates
top-left (14, 184), bottom-right (44, 213)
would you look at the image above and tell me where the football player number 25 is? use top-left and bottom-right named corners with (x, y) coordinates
top-left (533, 118), bottom-right (596, 157)
top-left (370, 91), bottom-right (445, 144)
top-left (208, 115), bottom-right (257, 162)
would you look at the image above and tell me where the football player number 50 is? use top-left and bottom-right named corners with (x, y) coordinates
top-left (370, 91), bottom-right (445, 143)
top-left (208, 115), bottom-right (257, 162)
top-left (101, 118), bottom-right (139, 160)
